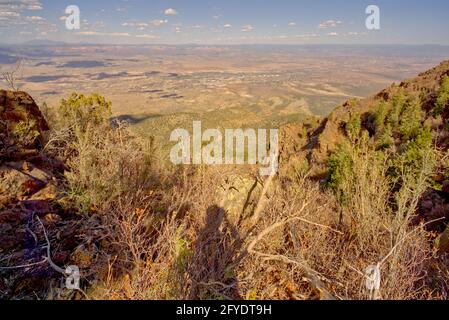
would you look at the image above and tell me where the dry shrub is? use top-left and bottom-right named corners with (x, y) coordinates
top-left (42, 93), bottom-right (446, 300)
top-left (59, 129), bottom-right (441, 300)
top-left (86, 165), bottom-right (243, 300)
top-left (87, 192), bottom-right (182, 300)
top-left (236, 139), bottom-right (436, 300)
top-left (63, 123), bottom-right (156, 211)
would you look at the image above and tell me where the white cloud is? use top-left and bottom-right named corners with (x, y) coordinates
top-left (0, 0), bottom-right (43, 11)
top-left (164, 8), bottom-right (178, 16)
top-left (318, 20), bottom-right (342, 29)
top-left (122, 21), bottom-right (149, 29)
top-left (25, 15), bottom-right (44, 21)
top-left (77, 31), bottom-right (132, 37)
top-left (136, 34), bottom-right (158, 39)
top-left (0, 11), bottom-right (20, 17)
top-left (326, 32), bottom-right (339, 36)
top-left (223, 24), bottom-right (231, 28)
top-left (242, 24), bottom-right (254, 32)
top-left (288, 22), bottom-right (296, 27)
top-left (0, 0), bottom-right (43, 26)
top-left (150, 19), bottom-right (168, 27)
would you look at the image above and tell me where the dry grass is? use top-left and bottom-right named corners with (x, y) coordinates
top-left (42, 102), bottom-right (448, 301)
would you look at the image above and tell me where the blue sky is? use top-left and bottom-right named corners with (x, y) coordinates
top-left (0, 0), bottom-right (448, 45)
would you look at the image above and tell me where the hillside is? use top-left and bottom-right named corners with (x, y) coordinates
top-left (281, 60), bottom-right (449, 175)
top-left (1, 62), bottom-right (449, 300)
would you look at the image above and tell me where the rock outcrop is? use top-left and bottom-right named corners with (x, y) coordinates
top-left (0, 90), bottom-right (49, 159)
top-left (0, 90), bottom-right (95, 299)
top-left (279, 60), bottom-right (449, 251)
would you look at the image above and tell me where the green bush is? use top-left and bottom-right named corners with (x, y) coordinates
top-left (402, 125), bottom-right (433, 166)
top-left (10, 119), bottom-right (40, 146)
top-left (398, 94), bottom-right (424, 141)
top-left (59, 92), bottom-right (112, 131)
top-left (377, 124), bottom-right (394, 150)
top-left (346, 113), bottom-right (362, 142)
top-left (388, 90), bottom-right (406, 127)
top-left (434, 75), bottom-right (449, 116)
top-left (327, 143), bottom-right (353, 191)
top-left (391, 125), bottom-right (434, 180)
top-left (373, 101), bottom-right (389, 133)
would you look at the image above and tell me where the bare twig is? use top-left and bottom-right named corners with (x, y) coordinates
top-left (36, 216), bottom-right (66, 274)
top-left (251, 250), bottom-right (336, 300)
top-left (1, 59), bottom-right (24, 91)
top-left (246, 203), bottom-right (338, 300)
top-left (380, 217), bottom-right (445, 266)
top-left (250, 169), bottom-right (276, 225)
top-left (0, 259), bottom-right (47, 270)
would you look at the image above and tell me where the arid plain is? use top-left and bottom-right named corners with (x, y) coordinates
top-left (2, 44), bottom-right (449, 151)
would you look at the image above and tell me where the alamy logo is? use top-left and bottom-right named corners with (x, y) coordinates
top-left (65, 5), bottom-right (80, 30)
top-left (170, 121), bottom-right (279, 176)
top-left (366, 5), bottom-right (380, 30)
top-left (65, 265), bottom-right (80, 290)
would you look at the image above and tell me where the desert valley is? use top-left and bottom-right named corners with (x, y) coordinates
top-left (2, 44), bottom-right (449, 155)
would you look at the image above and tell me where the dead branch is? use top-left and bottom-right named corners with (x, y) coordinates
top-left (0, 259), bottom-right (47, 270)
top-left (1, 59), bottom-right (24, 91)
top-left (250, 169), bottom-right (276, 225)
top-left (36, 216), bottom-right (66, 274)
top-left (245, 203), bottom-right (339, 300)
top-left (250, 250), bottom-right (336, 300)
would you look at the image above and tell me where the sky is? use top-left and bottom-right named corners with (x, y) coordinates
top-left (0, 0), bottom-right (448, 45)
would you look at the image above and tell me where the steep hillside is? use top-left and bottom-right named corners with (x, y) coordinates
top-left (281, 60), bottom-right (449, 249)
top-left (281, 60), bottom-right (449, 174)
top-left (282, 60), bottom-right (449, 172)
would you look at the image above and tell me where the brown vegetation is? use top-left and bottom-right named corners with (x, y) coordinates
top-left (2, 62), bottom-right (449, 300)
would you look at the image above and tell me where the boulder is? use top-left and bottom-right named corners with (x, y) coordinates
top-left (0, 162), bottom-right (51, 199)
top-left (0, 90), bottom-right (49, 155)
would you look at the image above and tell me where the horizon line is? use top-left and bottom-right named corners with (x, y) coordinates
top-left (3, 41), bottom-right (449, 47)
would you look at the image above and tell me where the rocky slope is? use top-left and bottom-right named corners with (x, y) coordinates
top-left (281, 60), bottom-right (449, 173)
top-left (0, 90), bottom-right (99, 299)
top-left (280, 60), bottom-right (449, 252)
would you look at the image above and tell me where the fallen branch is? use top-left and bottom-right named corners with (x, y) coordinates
top-left (250, 250), bottom-right (336, 300)
top-left (0, 259), bottom-right (47, 270)
top-left (36, 216), bottom-right (66, 274)
top-left (246, 208), bottom-right (338, 300)
top-left (250, 169), bottom-right (276, 225)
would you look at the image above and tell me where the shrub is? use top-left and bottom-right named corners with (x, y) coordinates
top-left (59, 92), bottom-right (112, 131)
top-left (373, 101), bottom-right (389, 133)
top-left (346, 113), bottom-right (362, 142)
top-left (434, 75), bottom-right (449, 116)
top-left (401, 125), bottom-right (433, 169)
top-left (398, 94), bottom-right (424, 141)
top-left (327, 143), bottom-right (353, 193)
top-left (388, 90), bottom-right (406, 127)
top-left (63, 123), bottom-right (155, 211)
top-left (377, 124), bottom-right (394, 150)
top-left (390, 125), bottom-right (435, 183)
top-left (10, 118), bottom-right (40, 146)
